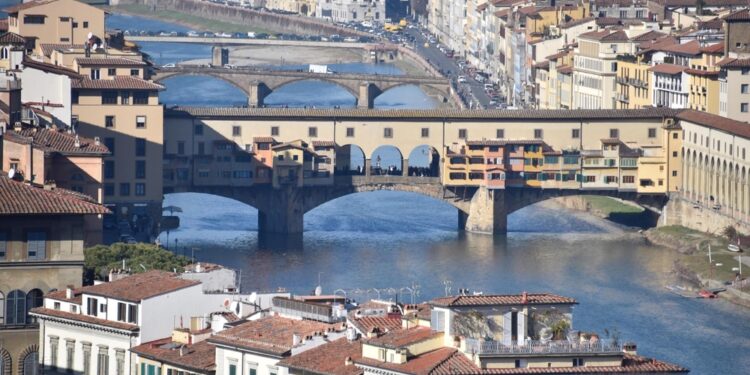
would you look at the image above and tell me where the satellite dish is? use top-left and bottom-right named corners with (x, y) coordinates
top-left (223, 298), bottom-right (231, 308)
top-left (7, 168), bottom-right (15, 179)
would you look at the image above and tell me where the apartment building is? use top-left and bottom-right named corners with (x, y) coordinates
top-left (0, 172), bottom-right (108, 375)
top-left (3, 0), bottom-right (105, 47)
top-left (316, 0), bottom-right (386, 23)
top-left (686, 42), bottom-right (723, 114)
top-left (573, 30), bottom-right (634, 109)
top-left (266, 0), bottom-right (316, 16)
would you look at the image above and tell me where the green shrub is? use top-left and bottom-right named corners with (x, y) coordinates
top-left (85, 243), bottom-right (191, 281)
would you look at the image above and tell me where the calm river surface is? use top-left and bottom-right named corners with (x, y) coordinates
top-left (9, 6), bottom-right (744, 373)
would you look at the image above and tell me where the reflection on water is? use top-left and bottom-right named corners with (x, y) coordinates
top-left (158, 192), bottom-right (750, 374)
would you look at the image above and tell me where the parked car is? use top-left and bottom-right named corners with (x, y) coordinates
top-left (457, 75), bottom-right (467, 83)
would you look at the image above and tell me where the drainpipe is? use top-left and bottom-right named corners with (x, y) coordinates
top-left (578, 119), bottom-right (583, 189)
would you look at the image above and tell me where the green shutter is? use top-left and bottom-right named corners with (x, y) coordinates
top-left (141, 363), bottom-right (145, 375)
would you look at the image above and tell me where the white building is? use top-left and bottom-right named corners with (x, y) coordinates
top-left (20, 58), bottom-right (79, 128)
top-left (31, 271), bottom-right (270, 375)
top-left (316, 0), bottom-right (385, 24)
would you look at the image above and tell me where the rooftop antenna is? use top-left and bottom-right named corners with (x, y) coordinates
top-left (442, 279), bottom-right (453, 297)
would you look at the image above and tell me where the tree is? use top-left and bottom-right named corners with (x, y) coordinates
top-left (84, 243), bottom-right (191, 281)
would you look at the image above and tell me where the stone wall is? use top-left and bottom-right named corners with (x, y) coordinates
top-left (660, 195), bottom-right (750, 235)
top-left (119, 0), bottom-right (366, 36)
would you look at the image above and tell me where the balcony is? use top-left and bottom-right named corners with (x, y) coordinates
top-left (464, 338), bottom-right (623, 356)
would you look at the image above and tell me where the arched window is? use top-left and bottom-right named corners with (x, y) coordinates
top-left (25, 289), bottom-right (43, 324)
top-left (0, 48), bottom-right (8, 60)
top-left (21, 351), bottom-right (38, 375)
top-left (6, 290), bottom-right (26, 325)
top-left (0, 347), bottom-right (12, 375)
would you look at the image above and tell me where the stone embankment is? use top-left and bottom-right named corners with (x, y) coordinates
top-left (117, 0), bottom-right (367, 37)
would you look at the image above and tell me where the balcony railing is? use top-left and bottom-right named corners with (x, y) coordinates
top-left (465, 338), bottom-right (623, 356)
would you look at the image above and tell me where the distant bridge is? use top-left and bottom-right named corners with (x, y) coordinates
top-left (126, 35), bottom-right (375, 49)
top-left (151, 66), bottom-right (456, 108)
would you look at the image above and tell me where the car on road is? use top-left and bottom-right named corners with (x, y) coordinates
top-left (457, 75), bottom-right (467, 83)
top-left (162, 63), bottom-right (176, 68)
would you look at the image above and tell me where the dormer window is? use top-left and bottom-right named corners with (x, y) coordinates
top-left (86, 298), bottom-right (98, 316)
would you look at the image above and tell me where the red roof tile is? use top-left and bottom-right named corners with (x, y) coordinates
top-left (659, 40), bottom-right (701, 55)
top-left (29, 307), bottom-right (139, 332)
top-left (559, 17), bottom-right (595, 29)
top-left (366, 327), bottom-right (441, 349)
top-left (717, 57), bottom-right (750, 68)
top-left (724, 9), bottom-right (750, 22)
top-left (40, 43), bottom-right (86, 57)
top-left (430, 293), bottom-right (577, 307)
top-left (676, 110), bottom-right (750, 139)
top-left (7, 127), bottom-right (109, 155)
top-left (73, 76), bottom-right (164, 90)
top-left (23, 57), bottom-right (82, 78)
top-left (630, 30), bottom-right (667, 42)
top-left (349, 314), bottom-right (403, 335)
top-left (209, 316), bottom-right (343, 356)
top-left (649, 63), bottom-right (686, 75)
top-left (0, 32), bottom-right (26, 45)
top-left (131, 339), bottom-right (215, 373)
top-left (355, 347), bottom-right (456, 375)
top-left (46, 288), bottom-right (83, 304)
top-left (700, 42), bottom-right (724, 54)
top-left (76, 57), bottom-right (147, 66)
top-left (685, 68), bottom-right (719, 77)
top-left (253, 136), bottom-right (276, 143)
top-left (0, 175), bottom-right (108, 215)
top-left (2, 0), bottom-right (54, 14)
top-left (82, 270), bottom-right (201, 302)
top-left (312, 140), bottom-right (336, 148)
top-left (277, 337), bottom-right (362, 375)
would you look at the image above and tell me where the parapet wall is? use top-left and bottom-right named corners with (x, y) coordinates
top-left (660, 195), bottom-right (750, 235)
top-left (117, 0), bottom-right (366, 36)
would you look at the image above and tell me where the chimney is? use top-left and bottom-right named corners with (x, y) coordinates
top-left (292, 333), bottom-right (301, 346)
top-left (65, 285), bottom-right (74, 299)
top-left (74, 135), bottom-right (81, 148)
top-left (521, 291), bottom-right (528, 304)
top-left (344, 357), bottom-right (353, 366)
top-left (623, 342), bottom-right (637, 356)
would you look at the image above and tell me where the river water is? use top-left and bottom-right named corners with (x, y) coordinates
top-left (6, 5), bottom-right (745, 373)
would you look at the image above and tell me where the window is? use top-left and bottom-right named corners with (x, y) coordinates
top-left (742, 84), bottom-right (749, 94)
top-left (742, 68), bottom-right (750, 75)
top-left (571, 129), bottom-right (580, 139)
top-left (271, 126), bottom-right (279, 136)
top-left (114, 350), bottom-right (124, 375)
top-left (103, 137), bottom-right (115, 155)
top-left (117, 303), bottom-right (126, 322)
top-left (232, 126), bottom-right (241, 136)
top-left (127, 304), bottom-right (138, 324)
top-left (308, 127), bottom-right (317, 137)
top-left (198, 142), bottom-right (205, 155)
top-left (229, 364), bottom-right (237, 375)
top-left (119, 183), bottom-right (130, 196)
top-left (646, 128), bottom-right (657, 138)
top-left (534, 129), bottom-right (543, 139)
top-left (97, 347), bottom-right (108, 375)
top-left (346, 127), bottom-right (354, 137)
top-left (99, 303), bottom-right (107, 314)
top-left (90, 69), bottom-right (100, 80)
top-left (194, 124), bottom-right (203, 135)
top-left (131, 138), bottom-right (146, 157)
top-left (83, 344), bottom-right (91, 375)
top-left (248, 369), bottom-right (257, 375)
top-left (66, 340), bottom-right (75, 371)
top-left (22, 351), bottom-right (38, 375)
top-left (130, 69), bottom-right (139, 76)
top-left (135, 183), bottom-right (146, 196)
top-left (133, 92), bottom-right (148, 105)
top-left (573, 358), bottom-right (585, 367)
top-left (609, 129), bottom-right (619, 139)
top-left (136, 116), bottom-right (146, 128)
top-left (623, 175), bottom-right (635, 184)
top-left (102, 91), bottom-right (117, 104)
top-left (104, 183), bottom-right (114, 196)
top-left (24, 15), bottom-right (45, 24)
top-left (741, 103), bottom-right (749, 113)
top-left (83, 21), bottom-right (89, 28)
top-left (177, 141), bottom-right (185, 155)
top-left (0, 232), bottom-right (6, 259)
top-left (72, 91), bottom-right (79, 104)
top-left (496, 129), bottom-right (504, 138)
top-left (585, 175), bottom-right (596, 183)
top-left (6, 290), bottom-right (26, 325)
top-left (87, 298), bottom-right (98, 316)
top-left (384, 128), bottom-right (393, 138)
top-left (27, 232), bottom-right (46, 260)
top-left (135, 161), bottom-right (146, 179)
top-left (419, 128), bottom-right (429, 138)
top-left (105, 116), bottom-right (115, 128)
top-left (104, 161), bottom-right (115, 179)
top-left (107, 68), bottom-right (116, 76)
top-left (672, 170), bottom-right (678, 177)
top-left (49, 337), bottom-right (59, 369)
top-left (72, 21), bottom-right (78, 28)
top-left (458, 129), bottom-right (467, 139)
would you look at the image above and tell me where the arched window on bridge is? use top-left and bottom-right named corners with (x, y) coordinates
top-left (407, 145), bottom-right (440, 177)
top-left (371, 146), bottom-right (404, 176)
top-left (335, 144), bottom-right (366, 176)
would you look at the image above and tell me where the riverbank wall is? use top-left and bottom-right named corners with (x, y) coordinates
top-left (659, 195), bottom-right (750, 235)
top-left (114, 0), bottom-right (367, 37)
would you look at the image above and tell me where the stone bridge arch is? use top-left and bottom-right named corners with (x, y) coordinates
top-left (151, 71), bottom-right (252, 98)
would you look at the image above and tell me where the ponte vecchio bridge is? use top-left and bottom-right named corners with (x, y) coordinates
top-left (162, 107), bottom-right (684, 237)
top-left (151, 66), bottom-right (456, 109)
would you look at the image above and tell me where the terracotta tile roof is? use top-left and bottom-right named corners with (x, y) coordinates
top-left (559, 17), bottom-right (595, 29)
top-left (685, 68), bottom-right (719, 77)
top-left (7, 127), bottom-right (110, 155)
top-left (477, 3), bottom-right (489, 11)
top-left (717, 57), bottom-right (750, 68)
top-left (2, 0), bottom-right (54, 14)
top-left (430, 293), bottom-right (577, 308)
top-left (355, 347), bottom-right (456, 375)
top-left (73, 76), bottom-right (164, 90)
top-left (166, 107), bottom-right (680, 121)
top-left (22, 57), bottom-right (82, 78)
top-left (630, 30), bottom-right (666, 42)
top-left (676, 110), bottom-right (750, 139)
top-left (131, 339), bottom-right (215, 373)
top-left (494, 9), bottom-right (510, 18)
top-left (82, 270), bottom-right (201, 303)
top-left (465, 140), bottom-right (545, 146)
top-left (365, 327), bottom-right (441, 349)
top-left (659, 40), bottom-right (701, 56)
top-left (557, 65), bottom-right (573, 74)
top-left (700, 42), bottom-right (724, 54)
top-left (46, 288), bottom-right (83, 304)
top-left (596, 17), bottom-right (622, 27)
top-left (209, 316), bottom-right (343, 356)
top-left (638, 36), bottom-right (678, 53)
top-left (40, 43), bottom-right (86, 57)
top-left (253, 136), bottom-right (276, 143)
top-left (655, 0), bottom-right (745, 5)
top-left (697, 19), bottom-right (724, 30)
top-left (312, 140), bottom-right (336, 147)
top-left (0, 175), bottom-right (108, 215)
top-left (580, 30), bottom-right (629, 42)
top-left (277, 337), bottom-right (362, 375)
top-left (545, 50), bottom-right (569, 61)
top-left (76, 57), bottom-right (147, 66)
top-left (724, 9), bottom-right (750, 21)
top-left (0, 32), bottom-right (26, 45)
top-left (649, 63), bottom-right (686, 75)
top-left (428, 351), bottom-right (688, 374)
top-left (29, 307), bottom-right (139, 332)
top-left (349, 314), bottom-right (403, 335)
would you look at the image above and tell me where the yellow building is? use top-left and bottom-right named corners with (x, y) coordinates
top-left (4, 0), bottom-right (105, 46)
top-left (686, 43), bottom-right (723, 114)
top-left (615, 53), bottom-right (652, 109)
top-left (637, 120), bottom-right (682, 194)
top-left (272, 140), bottom-right (318, 188)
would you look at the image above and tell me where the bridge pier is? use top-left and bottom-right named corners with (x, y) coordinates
top-left (460, 187), bottom-right (508, 234)
top-left (249, 81), bottom-right (272, 108)
top-left (358, 82), bottom-right (382, 109)
top-left (257, 187), bottom-right (304, 235)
